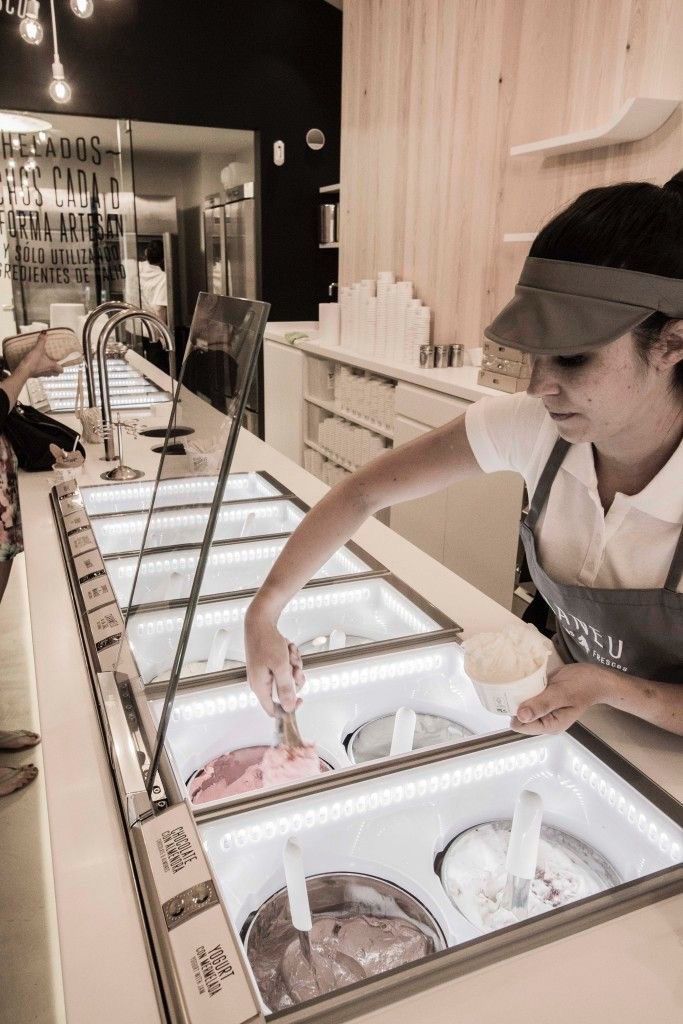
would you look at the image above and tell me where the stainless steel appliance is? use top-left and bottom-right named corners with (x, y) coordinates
top-left (203, 183), bottom-right (257, 301)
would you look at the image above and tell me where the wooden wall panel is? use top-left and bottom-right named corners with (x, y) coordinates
top-left (339, 0), bottom-right (683, 347)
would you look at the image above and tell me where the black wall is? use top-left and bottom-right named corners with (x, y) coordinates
top-left (0, 0), bottom-right (342, 320)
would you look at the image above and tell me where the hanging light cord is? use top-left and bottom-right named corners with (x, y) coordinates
top-left (49, 0), bottom-right (60, 64)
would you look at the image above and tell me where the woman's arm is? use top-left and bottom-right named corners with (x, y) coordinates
top-left (246, 413), bottom-right (483, 714)
top-left (0, 333), bottom-right (62, 428)
top-left (512, 663), bottom-right (683, 736)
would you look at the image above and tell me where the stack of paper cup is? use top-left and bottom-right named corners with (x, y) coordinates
top-left (339, 287), bottom-right (352, 347)
top-left (363, 296), bottom-right (377, 354)
top-left (318, 303), bottom-right (340, 347)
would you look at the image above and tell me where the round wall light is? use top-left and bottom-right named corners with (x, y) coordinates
top-left (306, 129), bottom-right (326, 151)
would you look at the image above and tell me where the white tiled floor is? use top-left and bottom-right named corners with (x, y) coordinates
top-left (0, 554), bottom-right (66, 1024)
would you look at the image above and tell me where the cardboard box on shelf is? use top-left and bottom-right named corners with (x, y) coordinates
top-left (483, 340), bottom-right (529, 364)
top-left (481, 354), bottom-right (531, 379)
top-left (478, 368), bottom-right (531, 394)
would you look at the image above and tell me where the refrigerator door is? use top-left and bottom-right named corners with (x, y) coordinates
top-left (224, 184), bottom-right (257, 300)
top-left (204, 197), bottom-right (227, 295)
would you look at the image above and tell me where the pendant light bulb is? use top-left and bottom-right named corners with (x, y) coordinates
top-left (70, 0), bottom-right (94, 17)
top-left (20, 1), bottom-right (44, 44)
top-left (49, 61), bottom-right (72, 104)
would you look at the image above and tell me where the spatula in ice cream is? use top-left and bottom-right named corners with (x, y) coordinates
top-left (389, 706), bottom-right (417, 756)
top-left (501, 789), bottom-right (543, 918)
top-left (281, 838), bottom-right (361, 999)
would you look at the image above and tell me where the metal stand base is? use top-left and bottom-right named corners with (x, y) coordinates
top-left (140, 426), bottom-right (194, 439)
top-left (152, 443), bottom-right (186, 455)
top-left (101, 465), bottom-right (145, 481)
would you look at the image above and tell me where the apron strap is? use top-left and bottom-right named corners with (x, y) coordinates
top-left (664, 521), bottom-right (683, 592)
top-left (525, 437), bottom-right (571, 532)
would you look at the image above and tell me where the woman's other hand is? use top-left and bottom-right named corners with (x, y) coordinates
top-left (244, 605), bottom-right (305, 716)
top-left (511, 663), bottom-right (612, 735)
top-left (21, 332), bottom-right (62, 378)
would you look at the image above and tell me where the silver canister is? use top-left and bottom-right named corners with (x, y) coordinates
top-left (433, 344), bottom-right (450, 368)
top-left (449, 343), bottom-right (464, 367)
top-left (419, 344), bottom-right (434, 368)
top-left (319, 203), bottom-right (338, 244)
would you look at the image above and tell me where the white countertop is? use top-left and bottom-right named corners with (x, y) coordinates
top-left (17, 351), bottom-right (682, 1024)
top-left (265, 321), bottom-right (504, 403)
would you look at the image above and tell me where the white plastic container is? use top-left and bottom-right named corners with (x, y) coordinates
top-left (462, 624), bottom-right (551, 716)
top-left (466, 662), bottom-right (547, 717)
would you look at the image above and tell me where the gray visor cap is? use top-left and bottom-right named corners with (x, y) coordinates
top-left (484, 257), bottom-right (683, 355)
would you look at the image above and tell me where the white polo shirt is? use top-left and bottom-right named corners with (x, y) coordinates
top-left (465, 392), bottom-right (683, 594)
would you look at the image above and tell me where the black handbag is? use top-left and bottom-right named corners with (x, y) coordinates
top-left (4, 402), bottom-right (86, 472)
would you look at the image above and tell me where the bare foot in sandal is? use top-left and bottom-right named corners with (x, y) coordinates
top-left (0, 764), bottom-right (38, 796)
top-left (0, 729), bottom-right (41, 751)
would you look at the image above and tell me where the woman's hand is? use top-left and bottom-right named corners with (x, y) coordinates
top-left (244, 606), bottom-right (305, 716)
top-left (511, 663), bottom-right (613, 735)
top-left (20, 332), bottom-right (62, 379)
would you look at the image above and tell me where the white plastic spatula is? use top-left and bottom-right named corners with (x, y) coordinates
top-left (206, 627), bottom-right (231, 674)
top-left (239, 511), bottom-right (256, 539)
top-left (283, 837), bottom-right (313, 934)
top-left (164, 571), bottom-right (184, 603)
top-left (282, 838), bottom-right (329, 992)
top-left (328, 628), bottom-right (346, 650)
top-left (281, 839), bottom-right (353, 996)
top-left (389, 707), bottom-right (417, 756)
top-left (501, 789), bottom-right (543, 918)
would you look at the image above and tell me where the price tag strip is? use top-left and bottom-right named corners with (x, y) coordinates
top-left (138, 804), bottom-right (262, 1024)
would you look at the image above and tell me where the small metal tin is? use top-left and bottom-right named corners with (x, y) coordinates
top-left (449, 343), bottom-right (464, 368)
top-left (433, 344), bottom-right (450, 368)
top-left (419, 344), bottom-right (434, 368)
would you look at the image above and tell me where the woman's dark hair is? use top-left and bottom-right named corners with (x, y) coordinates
top-left (144, 240), bottom-right (164, 266)
top-left (530, 170), bottom-right (683, 394)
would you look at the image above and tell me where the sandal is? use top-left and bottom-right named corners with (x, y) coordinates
top-left (0, 764), bottom-right (39, 796)
top-left (0, 729), bottom-right (41, 751)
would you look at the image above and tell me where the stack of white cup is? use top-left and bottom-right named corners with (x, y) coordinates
top-left (339, 270), bottom-right (431, 363)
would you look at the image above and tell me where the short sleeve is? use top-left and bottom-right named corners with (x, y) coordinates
top-left (465, 391), bottom-right (550, 478)
top-left (150, 274), bottom-right (167, 307)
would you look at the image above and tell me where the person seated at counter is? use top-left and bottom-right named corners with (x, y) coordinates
top-left (245, 172), bottom-right (683, 736)
top-left (0, 333), bottom-right (61, 796)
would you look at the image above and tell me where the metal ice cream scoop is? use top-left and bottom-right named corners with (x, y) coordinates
top-left (271, 679), bottom-right (307, 750)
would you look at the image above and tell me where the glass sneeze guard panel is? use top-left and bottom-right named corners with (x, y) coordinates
top-left (113, 291), bottom-right (271, 796)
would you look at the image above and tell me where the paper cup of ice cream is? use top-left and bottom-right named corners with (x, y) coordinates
top-left (462, 623), bottom-right (552, 717)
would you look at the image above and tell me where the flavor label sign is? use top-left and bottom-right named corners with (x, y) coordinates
top-left (63, 508), bottom-right (90, 534)
top-left (80, 575), bottom-right (114, 613)
top-left (87, 602), bottom-right (123, 647)
top-left (68, 527), bottom-right (97, 557)
top-left (73, 549), bottom-right (105, 582)
top-left (140, 804), bottom-right (207, 904)
top-left (168, 905), bottom-right (260, 1024)
top-left (59, 494), bottom-right (85, 517)
top-left (55, 479), bottom-right (79, 499)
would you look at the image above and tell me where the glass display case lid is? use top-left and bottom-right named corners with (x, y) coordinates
top-left (114, 290), bottom-right (271, 794)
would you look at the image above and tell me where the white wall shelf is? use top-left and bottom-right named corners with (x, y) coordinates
top-left (304, 437), bottom-right (358, 473)
top-left (510, 96), bottom-right (681, 157)
top-left (304, 392), bottom-right (395, 439)
top-left (319, 242), bottom-right (339, 249)
top-left (319, 183), bottom-right (340, 193)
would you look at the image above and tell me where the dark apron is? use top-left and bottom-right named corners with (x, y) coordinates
top-left (520, 438), bottom-right (683, 684)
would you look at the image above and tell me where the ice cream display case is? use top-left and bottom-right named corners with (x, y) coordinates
top-left (46, 293), bottom-right (682, 1024)
top-left (27, 357), bottom-right (173, 412)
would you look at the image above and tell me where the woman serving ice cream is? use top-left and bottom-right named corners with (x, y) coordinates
top-left (246, 173), bottom-right (683, 737)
